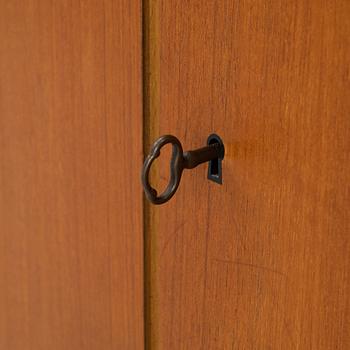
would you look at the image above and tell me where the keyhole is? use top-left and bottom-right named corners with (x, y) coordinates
top-left (207, 134), bottom-right (224, 184)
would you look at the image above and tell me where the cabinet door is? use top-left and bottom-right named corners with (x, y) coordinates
top-left (144, 1), bottom-right (350, 348)
top-left (0, 2), bottom-right (143, 349)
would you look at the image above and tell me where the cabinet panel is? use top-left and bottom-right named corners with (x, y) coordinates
top-left (144, 1), bottom-right (350, 348)
top-left (0, 1), bottom-right (143, 349)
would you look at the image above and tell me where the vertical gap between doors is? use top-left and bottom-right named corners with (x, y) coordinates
top-left (142, 0), bottom-right (159, 348)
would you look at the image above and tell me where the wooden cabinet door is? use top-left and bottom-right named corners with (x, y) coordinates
top-left (0, 2), bottom-right (143, 349)
top-left (144, 1), bottom-right (350, 349)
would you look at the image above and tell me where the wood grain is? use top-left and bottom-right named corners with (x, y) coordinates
top-left (0, 1), bottom-right (143, 349)
top-left (145, 0), bottom-right (350, 348)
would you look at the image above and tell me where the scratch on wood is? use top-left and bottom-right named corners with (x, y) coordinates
top-left (159, 221), bottom-right (186, 259)
top-left (214, 258), bottom-right (288, 280)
